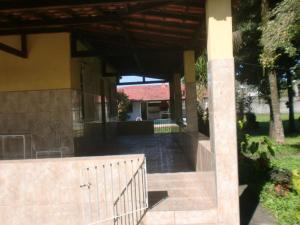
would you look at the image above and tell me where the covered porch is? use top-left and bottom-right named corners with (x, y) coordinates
top-left (0, 1), bottom-right (239, 225)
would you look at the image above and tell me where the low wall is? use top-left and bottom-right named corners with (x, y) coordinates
top-left (179, 132), bottom-right (216, 203)
top-left (117, 121), bottom-right (154, 135)
top-left (251, 96), bottom-right (300, 114)
top-left (74, 121), bottom-right (118, 156)
top-left (179, 132), bottom-right (214, 171)
top-left (0, 154), bottom-right (144, 225)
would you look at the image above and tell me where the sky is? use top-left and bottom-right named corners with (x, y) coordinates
top-left (119, 75), bottom-right (164, 83)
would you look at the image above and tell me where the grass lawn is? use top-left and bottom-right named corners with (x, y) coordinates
top-left (241, 113), bottom-right (300, 225)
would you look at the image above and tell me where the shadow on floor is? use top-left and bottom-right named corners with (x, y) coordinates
top-left (148, 191), bottom-right (169, 209)
top-left (239, 183), bottom-right (275, 225)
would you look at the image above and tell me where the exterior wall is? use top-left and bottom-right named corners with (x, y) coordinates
top-left (251, 96), bottom-right (300, 114)
top-left (0, 89), bottom-right (74, 159)
top-left (147, 101), bottom-right (162, 120)
top-left (0, 33), bottom-right (71, 91)
top-left (128, 101), bottom-right (142, 121)
top-left (0, 33), bottom-right (74, 158)
top-left (0, 33), bottom-right (118, 158)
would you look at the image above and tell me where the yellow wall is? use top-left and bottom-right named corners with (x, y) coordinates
top-left (0, 33), bottom-right (71, 91)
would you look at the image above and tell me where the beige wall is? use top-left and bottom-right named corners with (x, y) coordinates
top-left (0, 33), bottom-right (71, 91)
top-left (0, 155), bottom-right (145, 225)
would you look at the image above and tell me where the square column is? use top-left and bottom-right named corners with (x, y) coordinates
top-left (184, 50), bottom-right (199, 132)
top-left (109, 77), bottom-right (118, 119)
top-left (206, 0), bottom-right (240, 225)
top-left (173, 73), bottom-right (183, 123)
top-left (169, 79), bottom-right (175, 120)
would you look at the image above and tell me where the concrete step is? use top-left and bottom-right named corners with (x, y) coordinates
top-left (147, 172), bottom-right (203, 182)
top-left (143, 172), bottom-right (217, 225)
top-left (149, 197), bottom-right (215, 211)
top-left (149, 188), bottom-right (209, 199)
top-left (140, 209), bottom-right (218, 225)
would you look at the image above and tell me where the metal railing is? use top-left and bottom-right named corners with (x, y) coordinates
top-left (80, 157), bottom-right (148, 225)
top-left (0, 133), bottom-right (32, 159)
top-left (154, 118), bottom-right (181, 134)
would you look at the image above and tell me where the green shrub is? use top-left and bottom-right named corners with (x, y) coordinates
top-left (292, 170), bottom-right (300, 194)
top-left (241, 135), bottom-right (276, 171)
top-left (260, 182), bottom-right (300, 225)
top-left (245, 112), bottom-right (259, 130)
top-left (197, 107), bottom-right (209, 136)
top-left (270, 168), bottom-right (292, 196)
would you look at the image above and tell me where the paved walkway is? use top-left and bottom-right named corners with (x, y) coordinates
top-left (94, 134), bottom-right (193, 173)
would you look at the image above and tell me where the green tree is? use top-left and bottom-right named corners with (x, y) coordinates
top-left (195, 52), bottom-right (208, 102)
top-left (116, 92), bottom-right (130, 121)
top-left (260, 0), bottom-right (300, 142)
top-left (234, 0), bottom-right (300, 143)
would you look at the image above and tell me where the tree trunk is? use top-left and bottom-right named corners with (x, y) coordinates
top-left (287, 72), bottom-right (296, 132)
top-left (261, 0), bottom-right (285, 143)
top-left (268, 69), bottom-right (285, 143)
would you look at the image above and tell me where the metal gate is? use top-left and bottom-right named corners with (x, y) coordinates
top-left (80, 157), bottom-right (148, 225)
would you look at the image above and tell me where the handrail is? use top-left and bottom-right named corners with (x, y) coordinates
top-left (80, 156), bottom-right (148, 225)
top-left (113, 159), bottom-right (148, 223)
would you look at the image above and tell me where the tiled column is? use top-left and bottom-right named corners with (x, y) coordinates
top-left (169, 79), bottom-right (175, 120)
top-left (184, 50), bottom-right (198, 132)
top-left (100, 78), bottom-right (107, 140)
top-left (206, 0), bottom-right (240, 224)
top-left (109, 77), bottom-right (118, 119)
top-left (173, 73), bottom-right (183, 123)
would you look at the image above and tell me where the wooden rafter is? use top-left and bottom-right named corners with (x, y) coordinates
top-left (0, 34), bottom-right (27, 58)
top-left (0, 0), bottom-right (206, 78)
top-left (0, 0), bottom-right (177, 12)
top-left (118, 19), bottom-right (143, 72)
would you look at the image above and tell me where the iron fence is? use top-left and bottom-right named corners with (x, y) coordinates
top-left (80, 157), bottom-right (148, 225)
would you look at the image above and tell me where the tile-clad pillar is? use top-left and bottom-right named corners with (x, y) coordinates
top-left (173, 73), bottom-right (183, 123)
top-left (184, 50), bottom-right (198, 132)
top-left (206, 0), bottom-right (240, 224)
top-left (169, 79), bottom-right (175, 120)
top-left (100, 78), bottom-right (106, 140)
top-left (109, 77), bottom-right (118, 119)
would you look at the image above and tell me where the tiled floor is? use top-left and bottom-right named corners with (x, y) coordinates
top-left (93, 134), bottom-right (193, 173)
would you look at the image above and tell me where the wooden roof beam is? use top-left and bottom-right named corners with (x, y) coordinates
top-left (0, 0), bottom-right (178, 12)
top-left (118, 18), bottom-right (143, 72)
top-left (0, 34), bottom-right (27, 58)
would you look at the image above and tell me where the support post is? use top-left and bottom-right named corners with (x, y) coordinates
top-left (173, 73), bottom-right (182, 124)
top-left (184, 50), bottom-right (198, 132)
top-left (169, 79), bottom-right (175, 120)
top-left (101, 61), bottom-right (107, 141)
top-left (206, 0), bottom-right (240, 224)
top-left (109, 77), bottom-right (118, 119)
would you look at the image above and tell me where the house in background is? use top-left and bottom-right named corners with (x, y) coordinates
top-left (118, 83), bottom-right (185, 121)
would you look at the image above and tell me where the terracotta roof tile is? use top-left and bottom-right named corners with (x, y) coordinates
top-left (117, 84), bottom-right (185, 101)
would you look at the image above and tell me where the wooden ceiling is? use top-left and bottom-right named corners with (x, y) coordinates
top-left (0, 0), bottom-right (207, 79)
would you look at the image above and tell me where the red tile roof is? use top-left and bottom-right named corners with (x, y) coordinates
top-left (118, 84), bottom-right (185, 101)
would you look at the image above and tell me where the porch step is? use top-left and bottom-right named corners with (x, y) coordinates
top-left (141, 209), bottom-right (218, 225)
top-left (142, 172), bottom-right (217, 225)
top-left (147, 172), bottom-right (205, 191)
